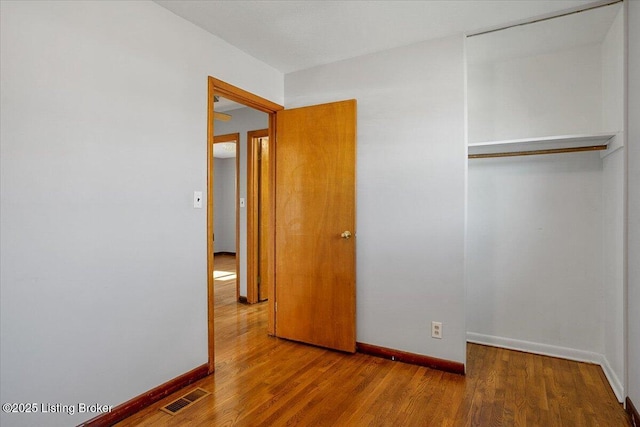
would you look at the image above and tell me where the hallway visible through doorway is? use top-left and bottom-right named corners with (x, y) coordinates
top-left (213, 253), bottom-right (268, 361)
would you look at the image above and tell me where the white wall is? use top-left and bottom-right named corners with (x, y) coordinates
top-left (468, 43), bottom-right (603, 142)
top-left (214, 107), bottom-right (268, 297)
top-left (601, 5), bottom-right (626, 402)
top-left (627, 0), bottom-right (640, 411)
top-left (0, 1), bottom-right (282, 426)
top-left (466, 153), bottom-right (604, 356)
top-left (286, 35), bottom-right (467, 364)
top-left (214, 157), bottom-right (236, 253)
top-left (602, 148), bottom-right (625, 399)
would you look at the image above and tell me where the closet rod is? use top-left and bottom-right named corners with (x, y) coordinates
top-left (468, 145), bottom-right (607, 159)
top-left (467, 0), bottom-right (622, 38)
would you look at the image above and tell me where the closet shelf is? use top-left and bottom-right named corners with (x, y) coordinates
top-left (468, 133), bottom-right (616, 158)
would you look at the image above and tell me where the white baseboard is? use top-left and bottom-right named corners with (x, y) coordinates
top-left (467, 332), bottom-right (624, 402)
top-left (599, 355), bottom-right (624, 403)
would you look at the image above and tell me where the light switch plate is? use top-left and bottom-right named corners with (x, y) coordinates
top-left (194, 191), bottom-right (203, 208)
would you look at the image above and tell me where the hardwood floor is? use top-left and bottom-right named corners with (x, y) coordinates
top-left (116, 254), bottom-right (629, 426)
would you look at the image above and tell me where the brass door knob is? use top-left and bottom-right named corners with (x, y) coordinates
top-left (341, 231), bottom-right (352, 239)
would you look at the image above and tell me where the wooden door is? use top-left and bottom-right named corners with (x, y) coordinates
top-left (275, 99), bottom-right (356, 353)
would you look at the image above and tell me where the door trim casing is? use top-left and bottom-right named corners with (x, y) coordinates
top-left (247, 128), bottom-right (269, 304)
top-left (207, 77), bottom-right (283, 374)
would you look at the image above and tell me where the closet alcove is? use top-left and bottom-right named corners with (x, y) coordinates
top-left (465, 1), bottom-right (625, 402)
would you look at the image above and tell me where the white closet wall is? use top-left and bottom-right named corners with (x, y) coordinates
top-left (467, 43), bottom-right (603, 142)
top-left (467, 154), bottom-right (604, 351)
top-left (466, 2), bottom-right (625, 401)
top-left (600, 6), bottom-right (625, 398)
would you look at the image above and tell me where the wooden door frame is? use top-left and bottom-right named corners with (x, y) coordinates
top-left (207, 77), bottom-right (282, 374)
top-left (247, 128), bottom-right (269, 304)
top-left (213, 133), bottom-right (240, 301)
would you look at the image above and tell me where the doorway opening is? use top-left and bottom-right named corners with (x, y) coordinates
top-left (213, 133), bottom-right (240, 301)
top-left (207, 77), bottom-right (282, 373)
top-left (207, 77), bottom-right (357, 372)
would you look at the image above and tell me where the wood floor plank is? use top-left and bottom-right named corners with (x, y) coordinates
top-left (115, 255), bottom-right (630, 427)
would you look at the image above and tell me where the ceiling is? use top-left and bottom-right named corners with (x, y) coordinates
top-left (213, 141), bottom-right (236, 158)
top-left (154, 0), bottom-right (602, 74)
top-left (214, 96), bottom-right (244, 112)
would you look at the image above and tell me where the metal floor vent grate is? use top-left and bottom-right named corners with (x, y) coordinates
top-left (161, 388), bottom-right (210, 416)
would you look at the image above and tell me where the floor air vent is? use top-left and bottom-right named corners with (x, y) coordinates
top-left (161, 388), bottom-right (210, 415)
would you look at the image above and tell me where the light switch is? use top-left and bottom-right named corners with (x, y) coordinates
top-left (240, 198), bottom-right (245, 208)
top-left (194, 191), bottom-right (203, 209)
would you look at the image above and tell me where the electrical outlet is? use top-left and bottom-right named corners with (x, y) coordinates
top-left (431, 321), bottom-right (442, 339)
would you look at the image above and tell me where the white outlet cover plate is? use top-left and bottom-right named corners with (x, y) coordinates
top-left (194, 191), bottom-right (203, 208)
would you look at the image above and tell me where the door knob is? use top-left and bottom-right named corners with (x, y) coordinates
top-left (341, 231), bottom-right (352, 239)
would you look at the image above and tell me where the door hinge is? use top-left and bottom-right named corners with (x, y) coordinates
top-left (275, 302), bottom-right (277, 312)
top-left (257, 276), bottom-right (261, 285)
